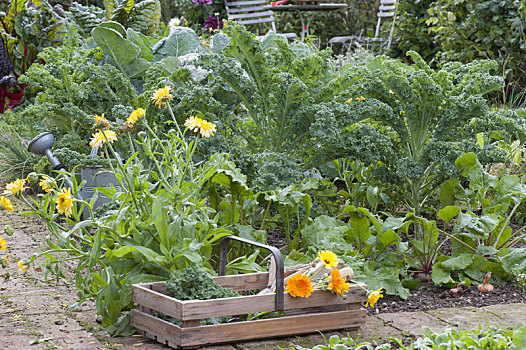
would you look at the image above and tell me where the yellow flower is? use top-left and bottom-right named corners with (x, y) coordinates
top-left (184, 116), bottom-right (203, 132)
top-left (286, 274), bottom-right (313, 298)
top-left (356, 96), bottom-right (365, 101)
top-left (89, 129), bottom-right (118, 148)
top-left (17, 260), bottom-right (27, 273)
top-left (366, 288), bottom-right (384, 308)
top-left (127, 108), bottom-right (145, 125)
top-left (151, 86), bottom-right (173, 108)
top-left (4, 179), bottom-right (26, 196)
top-left (318, 250), bottom-right (338, 269)
top-left (184, 117), bottom-right (217, 138)
top-left (95, 113), bottom-right (108, 124)
top-left (389, 90), bottom-right (395, 95)
top-left (56, 188), bottom-right (74, 217)
top-left (0, 236), bottom-right (6, 251)
top-left (0, 196), bottom-right (14, 212)
top-left (328, 269), bottom-right (350, 296)
top-left (39, 177), bottom-right (53, 193)
top-left (344, 98), bottom-right (352, 104)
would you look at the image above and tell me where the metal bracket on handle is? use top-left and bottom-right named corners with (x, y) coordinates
top-left (218, 236), bottom-right (284, 311)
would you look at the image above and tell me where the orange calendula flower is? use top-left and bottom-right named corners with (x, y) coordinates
top-left (151, 86), bottom-right (173, 108)
top-left (366, 288), bottom-right (384, 307)
top-left (328, 269), bottom-right (349, 296)
top-left (0, 236), bottom-right (6, 251)
top-left (318, 250), bottom-right (338, 269)
top-left (39, 177), bottom-right (53, 193)
top-left (94, 113), bottom-right (108, 125)
top-left (89, 129), bottom-right (118, 148)
top-left (127, 108), bottom-right (145, 125)
top-left (0, 196), bottom-right (14, 212)
top-left (17, 259), bottom-right (27, 273)
top-left (56, 188), bottom-right (74, 217)
top-left (286, 274), bottom-right (313, 298)
top-left (356, 96), bottom-right (365, 101)
top-left (4, 179), bottom-right (26, 196)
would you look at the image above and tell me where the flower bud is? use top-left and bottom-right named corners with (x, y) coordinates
top-left (4, 225), bottom-right (13, 236)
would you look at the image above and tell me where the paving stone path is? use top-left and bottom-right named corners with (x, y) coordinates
top-left (1, 207), bottom-right (525, 349)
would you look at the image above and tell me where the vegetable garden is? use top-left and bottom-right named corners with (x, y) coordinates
top-left (1, 0), bottom-right (526, 349)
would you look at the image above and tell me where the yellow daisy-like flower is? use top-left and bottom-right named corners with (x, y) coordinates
top-left (356, 96), bottom-right (365, 101)
top-left (184, 116), bottom-right (203, 132)
top-left (17, 259), bottom-right (27, 273)
top-left (184, 117), bottom-right (217, 138)
top-left (318, 250), bottom-right (338, 269)
top-left (4, 179), bottom-right (26, 196)
top-left (344, 98), bottom-right (352, 104)
top-left (366, 288), bottom-right (384, 308)
top-left (0, 196), bottom-right (14, 212)
top-left (56, 188), bottom-right (74, 218)
top-left (328, 269), bottom-right (349, 296)
top-left (89, 129), bottom-right (118, 148)
top-left (198, 120), bottom-right (217, 138)
top-left (286, 273), bottom-right (313, 298)
top-left (39, 177), bottom-right (53, 193)
top-left (0, 236), bottom-right (6, 251)
top-left (126, 108), bottom-right (145, 125)
top-left (94, 113), bottom-right (108, 125)
top-left (151, 86), bottom-right (173, 108)
top-left (389, 90), bottom-right (395, 95)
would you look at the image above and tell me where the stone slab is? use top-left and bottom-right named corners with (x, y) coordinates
top-left (483, 303), bottom-right (526, 328)
top-left (341, 316), bottom-right (404, 344)
top-left (427, 306), bottom-right (515, 330)
top-left (378, 311), bottom-right (450, 337)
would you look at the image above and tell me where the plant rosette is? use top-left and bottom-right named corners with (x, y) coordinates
top-left (284, 250), bottom-right (383, 307)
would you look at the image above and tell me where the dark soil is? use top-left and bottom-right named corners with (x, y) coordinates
top-left (369, 280), bottom-right (526, 316)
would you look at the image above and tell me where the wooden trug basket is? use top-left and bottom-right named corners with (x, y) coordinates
top-left (131, 237), bottom-right (367, 349)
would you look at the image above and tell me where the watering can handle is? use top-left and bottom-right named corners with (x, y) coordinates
top-left (218, 236), bottom-right (284, 311)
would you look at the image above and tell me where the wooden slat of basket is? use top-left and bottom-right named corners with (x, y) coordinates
top-left (132, 283), bottom-right (366, 321)
top-left (181, 287), bottom-right (366, 320)
top-left (132, 308), bottom-right (366, 349)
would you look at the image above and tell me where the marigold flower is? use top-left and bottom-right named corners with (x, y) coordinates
top-left (0, 196), bottom-right (14, 212)
top-left (356, 96), bottom-right (365, 101)
top-left (366, 288), bottom-right (384, 308)
top-left (344, 98), bottom-right (352, 104)
top-left (89, 129), bottom-right (118, 148)
top-left (4, 179), bottom-right (26, 196)
top-left (151, 86), bottom-right (173, 108)
top-left (0, 236), bottom-right (6, 251)
top-left (328, 269), bottom-right (349, 296)
top-left (127, 108), bottom-right (145, 125)
top-left (17, 259), bottom-right (27, 273)
top-left (56, 188), bottom-right (74, 217)
top-left (39, 177), bottom-right (53, 193)
top-left (286, 273), bottom-right (313, 298)
top-left (318, 250), bottom-right (338, 269)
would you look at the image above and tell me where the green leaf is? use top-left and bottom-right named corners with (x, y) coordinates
top-left (438, 205), bottom-right (461, 224)
top-left (440, 253), bottom-right (474, 270)
top-left (152, 26), bottom-right (200, 59)
top-left (211, 33), bottom-right (230, 54)
top-left (431, 262), bottom-right (455, 285)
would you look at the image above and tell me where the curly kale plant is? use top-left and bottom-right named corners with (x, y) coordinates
top-left (18, 26), bottom-right (137, 140)
top-left (318, 51), bottom-right (521, 215)
top-left (166, 265), bottom-right (239, 301)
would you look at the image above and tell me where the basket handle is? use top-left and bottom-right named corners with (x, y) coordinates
top-left (218, 236), bottom-right (284, 311)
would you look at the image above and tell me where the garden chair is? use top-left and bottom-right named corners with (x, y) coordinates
top-left (328, 0), bottom-right (398, 53)
top-left (224, 0), bottom-right (297, 39)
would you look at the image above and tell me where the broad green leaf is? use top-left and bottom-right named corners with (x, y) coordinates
top-left (431, 262), bottom-right (455, 285)
top-left (440, 253), bottom-right (474, 270)
top-left (152, 26), bottom-right (200, 59)
top-left (211, 33), bottom-right (231, 54)
top-left (437, 205), bottom-right (461, 224)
